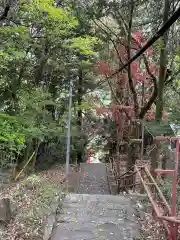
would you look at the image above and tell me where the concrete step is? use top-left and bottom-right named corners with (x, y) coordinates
top-left (66, 171), bottom-right (82, 193)
top-left (51, 193), bottom-right (141, 240)
top-left (77, 163), bottom-right (109, 195)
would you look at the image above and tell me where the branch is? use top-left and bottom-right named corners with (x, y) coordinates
top-left (117, 8), bottom-right (157, 118)
top-left (97, 18), bottom-right (122, 44)
top-left (164, 68), bottom-right (180, 96)
top-left (139, 54), bottom-right (158, 119)
top-left (17, 46), bottom-right (32, 86)
top-left (127, 1), bottom-right (139, 116)
top-left (97, 7), bottom-right (139, 118)
top-left (128, 38), bottom-right (159, 119)
top-left (134, 18), bottom-right (162, 28)
top-left (165, 68), bottom-right (180, 86)
top-left (109, 5), bottom-right (180, 78)
top-left (130, 38), bottom-right (158, 119)
top-left (93, 19), bottom-right (123, 64)
top-left (92, 19), bottom-right (129, 111)
top-left (0, 4), bottom-right (10, 21)
top-left (106, 76), bottom-right (131, 120)
top-left (123, 36), bottom-right (158, 119)
top-left (171, 85), bottom-right (180, 96)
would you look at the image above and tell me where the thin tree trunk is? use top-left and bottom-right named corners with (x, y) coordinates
top-left (155, 0), bottom-right (170, 121)
top-left (152, 0), bottom-right (170, 178)
top-left (25, 140), bottom-right (33, 163)
top-left (32, 140), bottom-right (41, 171)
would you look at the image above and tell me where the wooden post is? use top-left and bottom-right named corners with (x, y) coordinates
top-left (151, 141), bottom-right (159, 180)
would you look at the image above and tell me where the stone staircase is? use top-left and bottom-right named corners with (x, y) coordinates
top-left (77, 163), bottom-right (110, 195)
top-left (50, 193), bottom-right (141, 240)
top-left (47, 163), bottom-right (142, 240)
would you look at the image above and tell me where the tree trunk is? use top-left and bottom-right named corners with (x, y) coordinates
top-left (32, 139), bottom-right (41, 171)
top-left (153, 0), bottom-right (170, 178)
top-left (127, 121), bottom-right (140, 169)
top-left (155, 0), bottom-right (170, 121)
top-left (34, 55), bottom-right (49, 85)
top-left (25, 140), bottom-right (33, 163)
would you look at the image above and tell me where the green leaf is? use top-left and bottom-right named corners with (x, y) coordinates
top-left (67, 36), bottom-right (101, 55)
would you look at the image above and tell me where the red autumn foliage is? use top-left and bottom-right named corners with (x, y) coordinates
top-left (118, 45), bottom-right (127, 61)
top-left (96, 61), bottom-right (111, 76)
top-left (146, 109), bottom-right (167, 121)
top-left (133, 31), bottom-right (142, 43)
top-left (131, 62), bottom-right (138, 73)
top-left (162, 110), bottom-right (167, 121)
top-left (94, 30), bottom-right (167, 137)
top-left (146, 47), bottom-right (153, 57)
top-left (116, 72), bottom-right (128, 88)
top-left (96, 107), bottom-right (107, 116)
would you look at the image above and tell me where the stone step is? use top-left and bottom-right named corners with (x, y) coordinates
top-left (66, 171), bottom-right (82, 193)
top-left (77, 163), bottom-right (109, 195)
top-left (51, 193), bottom-right (141, 240)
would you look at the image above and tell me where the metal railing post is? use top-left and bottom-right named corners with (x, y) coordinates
top-left (171, 138), bottom-right (180, 239)
top-left (65, 78), bottom-right (73, 178)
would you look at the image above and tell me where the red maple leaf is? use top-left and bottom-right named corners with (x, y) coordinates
top-left (146, 47), bottom-right (153, 57)
top-left (131, 62), bottom-right (138, 74)
top-left (118, 45), bottom-right (127, 59)
top-left (133, 73), bottom-right (145, 82)
top-left (149, 64), bottom-right (154, 74)
top-left (96, 61), bottom-right (111, 76)
top-left (133, 32), bottom-right (142, 43)
top-left (162, 110), bottom-right (167, 121)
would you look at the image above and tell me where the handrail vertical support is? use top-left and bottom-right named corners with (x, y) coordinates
top-left (171, 138), bottom-right (180, 239)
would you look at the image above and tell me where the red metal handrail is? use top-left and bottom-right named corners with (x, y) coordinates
top-left (135, 165), bottom-right (171, 236)
top-left (117, 137), bottom-right (180, 240)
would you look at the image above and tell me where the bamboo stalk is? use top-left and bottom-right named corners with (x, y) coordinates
top-left (15, 151), bottom-right (35, 181)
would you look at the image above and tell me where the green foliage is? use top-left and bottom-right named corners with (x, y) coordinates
top-left (0, 114), bottom-right (25, 147)
top-left (0, 0), bottom-right (102, 168)
top-left (68, 36), bottom-right (101, 55)
top-left (17, 87), bottom-right (64, 140)
top-left (75, 101), bottom-right (91, 111)
top-left (165, 87), bottom-right (180, 124)
top-left (0, 114), bottom-right (26, 167)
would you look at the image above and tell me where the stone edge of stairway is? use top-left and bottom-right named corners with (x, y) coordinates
top-left (43, 193), bottom-right (66, 240)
